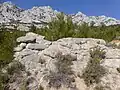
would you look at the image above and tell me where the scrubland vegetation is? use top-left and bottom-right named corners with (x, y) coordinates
top-left (0, 13), bottom-right (120, 89)
top-left (81, 47), bottom-right (106, 86)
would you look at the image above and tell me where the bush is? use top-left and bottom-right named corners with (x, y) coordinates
top-left (20, 80), bottom-right (27, 90)
top-left (30, 13), bottom-right (120, 42)
top-left (31, 13), bottom-right (76, 41)
top-left (90, 47), bottom-right (106, 60)
top-left (38, 85), bottom-right (44, 90)
top-left (0, 71), bottom-right (9, 90)
top-left (81, 47), bottom-right (106, 86)
top-left (108, 43), bottom-right (120, 49)
top-left (0, 26), bottom-right (26, 90)
top-left (0, 30), bottom-right (26, 68)
top-left (45, 52), bottom-right (77, 88)
top-left (0, 61), bottom-right (26, 90)
top-left (7, 61), bottom-right (25, 75)
top-left (94, 85), bottom-right (104, 90)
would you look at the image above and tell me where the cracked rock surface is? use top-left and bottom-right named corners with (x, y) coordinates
top-left (7, 32), bottom-right (120, 90)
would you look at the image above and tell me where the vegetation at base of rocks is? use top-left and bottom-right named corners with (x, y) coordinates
top-left (0, 12), bottom-right (120, 89)
top-left (0, 29), bottom-right (26, 68)
top-left (94, 85), bottom-right (105, 90)
top-left (20, 80), bottom-right (28, 90)
top-left (33, 13), bottom-right (77, 41)
top-left (81, 47), bottom-right (106, 86)
top-left (116, 67), bottom-right (120, 73)
top-left (30, 13), bottom-right (120, 42)
top-left (0, 26), bottom-right (27, 90)
top-left (106, 42), bottom-right (120, 49)
top-left (0, 13), bottom-right (120, 68)
top-left (38, 85), bottom-right (44, 90)
top-left (45, 52), bottom-right (77, 88)
top-left (90, 47), bottom-right (106, 60)
top-left (7, 61), bottom-right (25, 75)
top-left (94, 85), bottom-right (111, 90)
top-left (0, 61), bottom-right (26, 90)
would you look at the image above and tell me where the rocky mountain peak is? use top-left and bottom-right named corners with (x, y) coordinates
top-left (0, 1), bottom-right (120, 30)
top-left (1, 1), bottom-right (14, 7)
top-left (0, 1), bottom-right (23, 13)
top-left (75, 12), bottom-right (87, 17)
top-left (0, 1), bottom-right (23, 23)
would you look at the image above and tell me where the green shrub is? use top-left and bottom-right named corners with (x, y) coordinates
top-left (20, 80), bottom-right (27, 90)
top-left (0, 30), bottom-right (26, 68)
top-left (45, 52), bottom-right (77, 88)
top-left (38, 85), bottom-right (44, 90)
top-left (94, 85), bottom-right (104, 90)
top-left (30, 14), bottom-right (120, 42)
top-left (32, 13), bottom-right (76, 41)
top-left (0, 29), bottom-right (26, 89)
top-left (106, 42), bottom-right (120, 49)
top-left (0, 70), bottom-right (10, 90)
top-left (90, 47), bottom-right (106, 60)
top-left (55, 53), bottom-right (76, 74)
top-left (7, 61), bottom-right (25, 75)
top-left (81, 47), bottom-right (106, 86)
top-left (0, 61), bottom-right (26, 90)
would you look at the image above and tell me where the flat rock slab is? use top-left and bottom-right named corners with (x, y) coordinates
top-left (17, 35), bottom-right (36, 43)
top-left (26, 43), bottom-right (48, 50)
top-left (17, 32), bottom-right (38, 43)
top-left (106, 49), bottom-right (120, 59)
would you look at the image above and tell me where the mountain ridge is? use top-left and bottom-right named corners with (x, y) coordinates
top-left (0, 1), bottom-right (120, 31)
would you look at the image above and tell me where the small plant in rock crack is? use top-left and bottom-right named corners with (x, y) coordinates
top-left (45, 52), bottom-right (77, 88)
top-left (90, 47), bottom-right (106, 60)
top-left (7, 61), bottom-right (25, 75)
top-left (116, 67), bottom-right (120, 73)
top-left (38, 85), bottom-right (44, 90)
top-left (106, 42), bottom-right (120, 49)
top-left (81, 47), bottom-right (106, 86)
top-left (94, 85), bottom-right (105, 90)
top-left (0, 61), bottom-right (26, 90)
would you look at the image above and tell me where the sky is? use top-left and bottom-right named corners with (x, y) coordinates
top-left (4, 0), bottom-right (120, 19)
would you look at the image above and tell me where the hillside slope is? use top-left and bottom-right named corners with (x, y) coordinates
top-left (0, 1), bottom-right (120, 31)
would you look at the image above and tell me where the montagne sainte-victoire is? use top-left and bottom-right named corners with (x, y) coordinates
top-left (0, 1), bottom-right (120, 31)
top-left (1, 1), bottom-right (120, 90)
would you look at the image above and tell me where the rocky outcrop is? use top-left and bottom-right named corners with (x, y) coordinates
top-left (0, 1), bottom-right (22, 23)
top-left (7, 32), bottom-right (119, 90)
top-left (0, 2), bottom-right (120, 31)
top-left (71, 12), bottom-right (120, 26)
top-left (0, 1), bottom-right (59, 31)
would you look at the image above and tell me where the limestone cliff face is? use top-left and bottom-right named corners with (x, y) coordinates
top-left (0, 2), bottom-right (120, 31)
top-left (5, 32), bottom-right (119, 90)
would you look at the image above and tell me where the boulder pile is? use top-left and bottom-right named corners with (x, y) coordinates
top-left (7, 32), bottom-right (120, 90)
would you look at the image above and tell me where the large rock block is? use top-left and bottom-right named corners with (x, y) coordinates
top-left (26, 43), bottom-right (48, 50)
top-left (17, 32), bottom-right (38, 43)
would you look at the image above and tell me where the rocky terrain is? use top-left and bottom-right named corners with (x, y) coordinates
top-left (0, 1), bottom-right (120, 31)
top-left (1, 1), bottom-right (120, 90)
top-left (72, 12), bottom-right (120, 26)
top-left (1, 32), bottom-right (119, 90)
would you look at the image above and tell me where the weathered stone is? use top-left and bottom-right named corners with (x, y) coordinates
top-left (106, 49), bottom-right (120, 59)
top-left (26, 43), bottom-right (48, 50)
top-left (17, 36), bottom-right (35, 43)
top-left (16, 32), bottom-right (38, 43)
top-left (12, 33), bottom-right (120, 90)
top-left (14, 43), bottom-right (26, 52)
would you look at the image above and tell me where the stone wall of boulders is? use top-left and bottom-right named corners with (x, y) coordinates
top-left (7, 32), bottom-right (120, 90)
